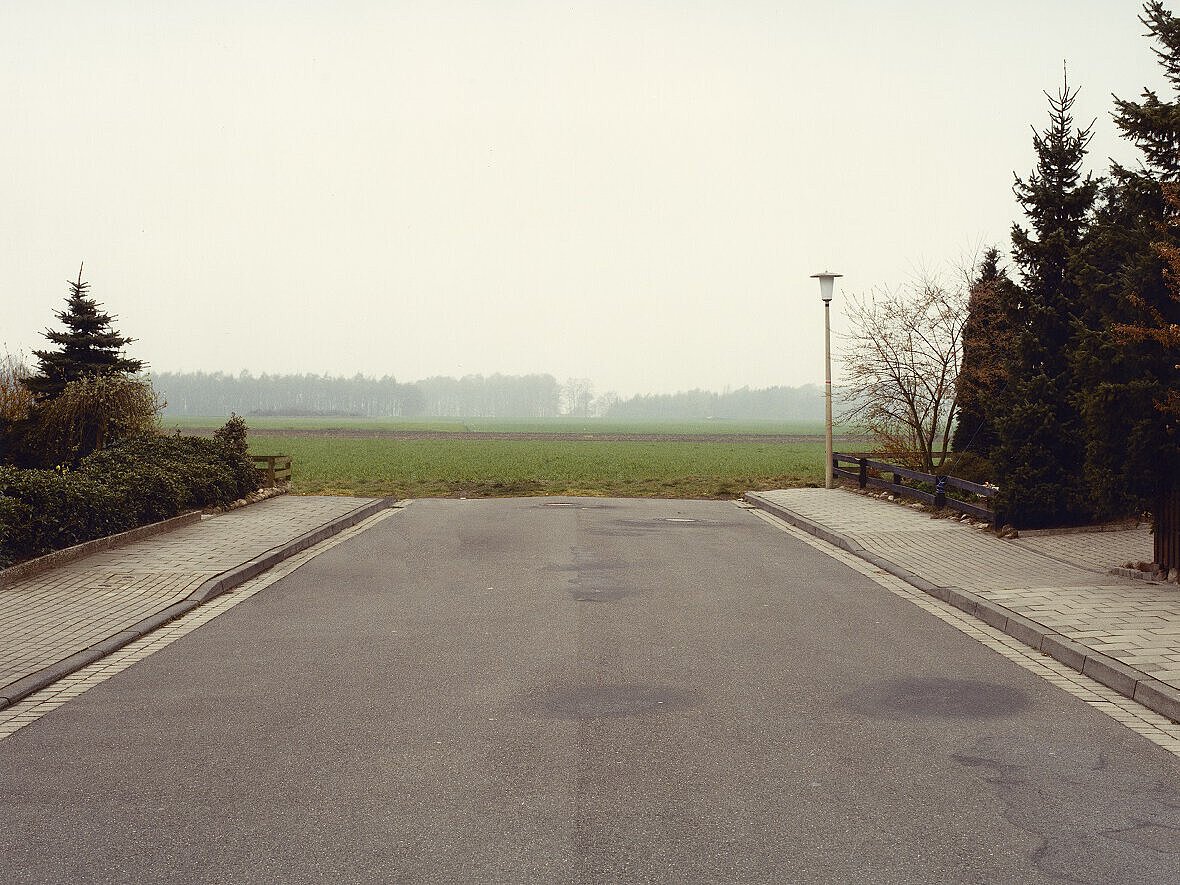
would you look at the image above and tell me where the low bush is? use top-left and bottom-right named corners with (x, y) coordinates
top-left (0, 434), bottom-right (260, 568)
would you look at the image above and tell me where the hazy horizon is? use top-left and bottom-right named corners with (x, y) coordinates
top-left (2, 2), bottom-right (1169, 398)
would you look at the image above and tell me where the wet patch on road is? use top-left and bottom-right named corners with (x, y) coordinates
top-left (567, 586), bottom-right (643, 602)
top-left (1100, 824), bottom-right (1180, 854)
top-left (523, 682), bottom-right (700, 720)
top-left (543, 560), bottom-right (628, 574)
top-left (843, 677), bottom-right (1029, 719)
top-left (587, 518), bottom-right (724, 538)
top-left (534, 501), bottom-right (619, 510)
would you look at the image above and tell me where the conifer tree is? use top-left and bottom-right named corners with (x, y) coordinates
top-left (1073, 1), bottom-right (1180, 522)
top-left (951, 248), bottom-right (1020, 463)
top-left (23, 266), bottom-right (145, 401)
top-left (993, 72), bottom-right (1099, 526)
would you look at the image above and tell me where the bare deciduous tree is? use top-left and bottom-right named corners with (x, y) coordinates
top-left (0, 349), bottom-right (34, 425)
top-left (34, 374), bottom-right (163, 462)
top-left (839, 271), bottom-right (969, 472)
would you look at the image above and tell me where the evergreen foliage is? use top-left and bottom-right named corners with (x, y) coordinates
top-left (23, 266), bottom-right (144, 401)
top-left (951, 248), bottom-right (1020, 461)
top-left (1073, 1), bottom-right (1180, 519)
top-left (993, 72), bottom-right (1099, 526)
top-left (0, 435), bottom-right (259, 567)
top-left (213, 413), bottom-right (250, 458)
top-left (1112, 2), bottom-right (1180, 183)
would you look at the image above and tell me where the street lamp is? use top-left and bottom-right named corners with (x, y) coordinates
top-left (811, 271), bottom-right (842, 489)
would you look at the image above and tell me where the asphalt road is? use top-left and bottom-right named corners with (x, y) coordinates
top-left (2, 498), bottom-right (1178, 884)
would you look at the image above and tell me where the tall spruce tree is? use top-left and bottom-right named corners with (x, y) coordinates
top-left (993, 71), bottom-right (1099, 527)
top-left (1073, 1), bottom-right (1180, 524)
top-left (23, 266), bottom-right (144, 401)
top-left (951, 248), bottom-right (1020, 464)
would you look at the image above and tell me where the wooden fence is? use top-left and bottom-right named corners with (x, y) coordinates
top-left (251, 454), bottom-right (292, 487)
top-left (832, 452), bottom-right (998, 523)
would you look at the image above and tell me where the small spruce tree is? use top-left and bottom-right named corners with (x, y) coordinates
top-left (23, 266), bottom-right (145, 401)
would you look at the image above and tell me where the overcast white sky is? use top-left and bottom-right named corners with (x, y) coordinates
top-left (1, 1), bottom-right (1171, 397)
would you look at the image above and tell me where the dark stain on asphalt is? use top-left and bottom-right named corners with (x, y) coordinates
top-left (568, 586), bottom-right (642, 602)
top-left (543, 560), bottom-right (628, 574)
top-left (524, 683), bottom-right (700, 720)
top-left (844, 677), bottom-right (1029, 719)
top-left (1100, 824), bottom-right (1180, 854)
top-left (587, 518), bottom-right (721, 539)
top-left (534, 501), bottom-right (619, 510)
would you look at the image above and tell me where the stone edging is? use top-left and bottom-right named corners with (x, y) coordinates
top-left (0, 511), bottom-right (203, 588)
top-left (743, 492), bottom-right (1180, 725)
top-left (1110, 565), bottom-right (1179, 585)
top-left (0, 497), bottom-right (404, 712)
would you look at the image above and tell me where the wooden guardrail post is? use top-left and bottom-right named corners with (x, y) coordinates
top-left (858, 458), bottom-right (868, 489)
top-left (1156, 486), bottom-right (1179, 573)
top-left (250, 454), bottom-right (292, 488)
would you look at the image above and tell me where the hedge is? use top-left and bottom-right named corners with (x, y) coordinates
top-left (0, 434), bottom-right (260, 568)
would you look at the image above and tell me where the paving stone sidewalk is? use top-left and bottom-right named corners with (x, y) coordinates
top-left (751, 488), bottom-right (1180, 694)
top-left (0, 496), bottom-right (376, 702)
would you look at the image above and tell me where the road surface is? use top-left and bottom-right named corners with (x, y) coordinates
top-left (1, 498), bottom-right (1177, 883)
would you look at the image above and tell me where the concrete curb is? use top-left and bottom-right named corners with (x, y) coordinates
top-left (0, 511), bottom-right (203, 588)
top-left (0, 497), bottom-right (402, 712)
top-left (743, 491), bottom-right (1180, 725)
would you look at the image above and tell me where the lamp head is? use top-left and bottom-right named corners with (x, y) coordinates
top-left (810, 271), bottom-right (842, 303)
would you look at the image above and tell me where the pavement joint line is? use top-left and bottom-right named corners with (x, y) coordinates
top-left (0, 508), bottom-right (398, 740)
top-left (743, 504), bottom-right (1180, 754)
top-left (0, 498), bottom-right (404, 713)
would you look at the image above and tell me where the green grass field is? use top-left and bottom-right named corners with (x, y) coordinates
top-left (249, 435), bottom-right (827, 499)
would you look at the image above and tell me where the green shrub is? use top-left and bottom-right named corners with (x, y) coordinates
top-left (0, 433), bottom-right (261, 566)
top-left (0, 465), bottom-right (134, 562)
top-left (213, 413), bottom-right (249, 458)
top-left (80, 435), bottom-right (260, 511)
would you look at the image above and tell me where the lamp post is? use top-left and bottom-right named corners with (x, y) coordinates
top-left (811, 271), bottom-right (841, 489)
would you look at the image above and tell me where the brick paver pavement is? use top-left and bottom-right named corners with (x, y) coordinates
top-left (755, 488), bottom-right (1180, 689)
top-left (1014, 527), bottom-right (1153, 572)
top-left (0, 496), bottom-right (374, 693)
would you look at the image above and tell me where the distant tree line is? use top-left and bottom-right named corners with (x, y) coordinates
top-left (604, 385), bottom-right (824, 422)
top-left (153, 370), bottom-right (826, 421)
top-left (154, 371), bottom-right (563, 418)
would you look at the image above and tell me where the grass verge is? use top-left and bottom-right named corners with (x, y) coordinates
top-left (250, 436), bottom-right (826, 499)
